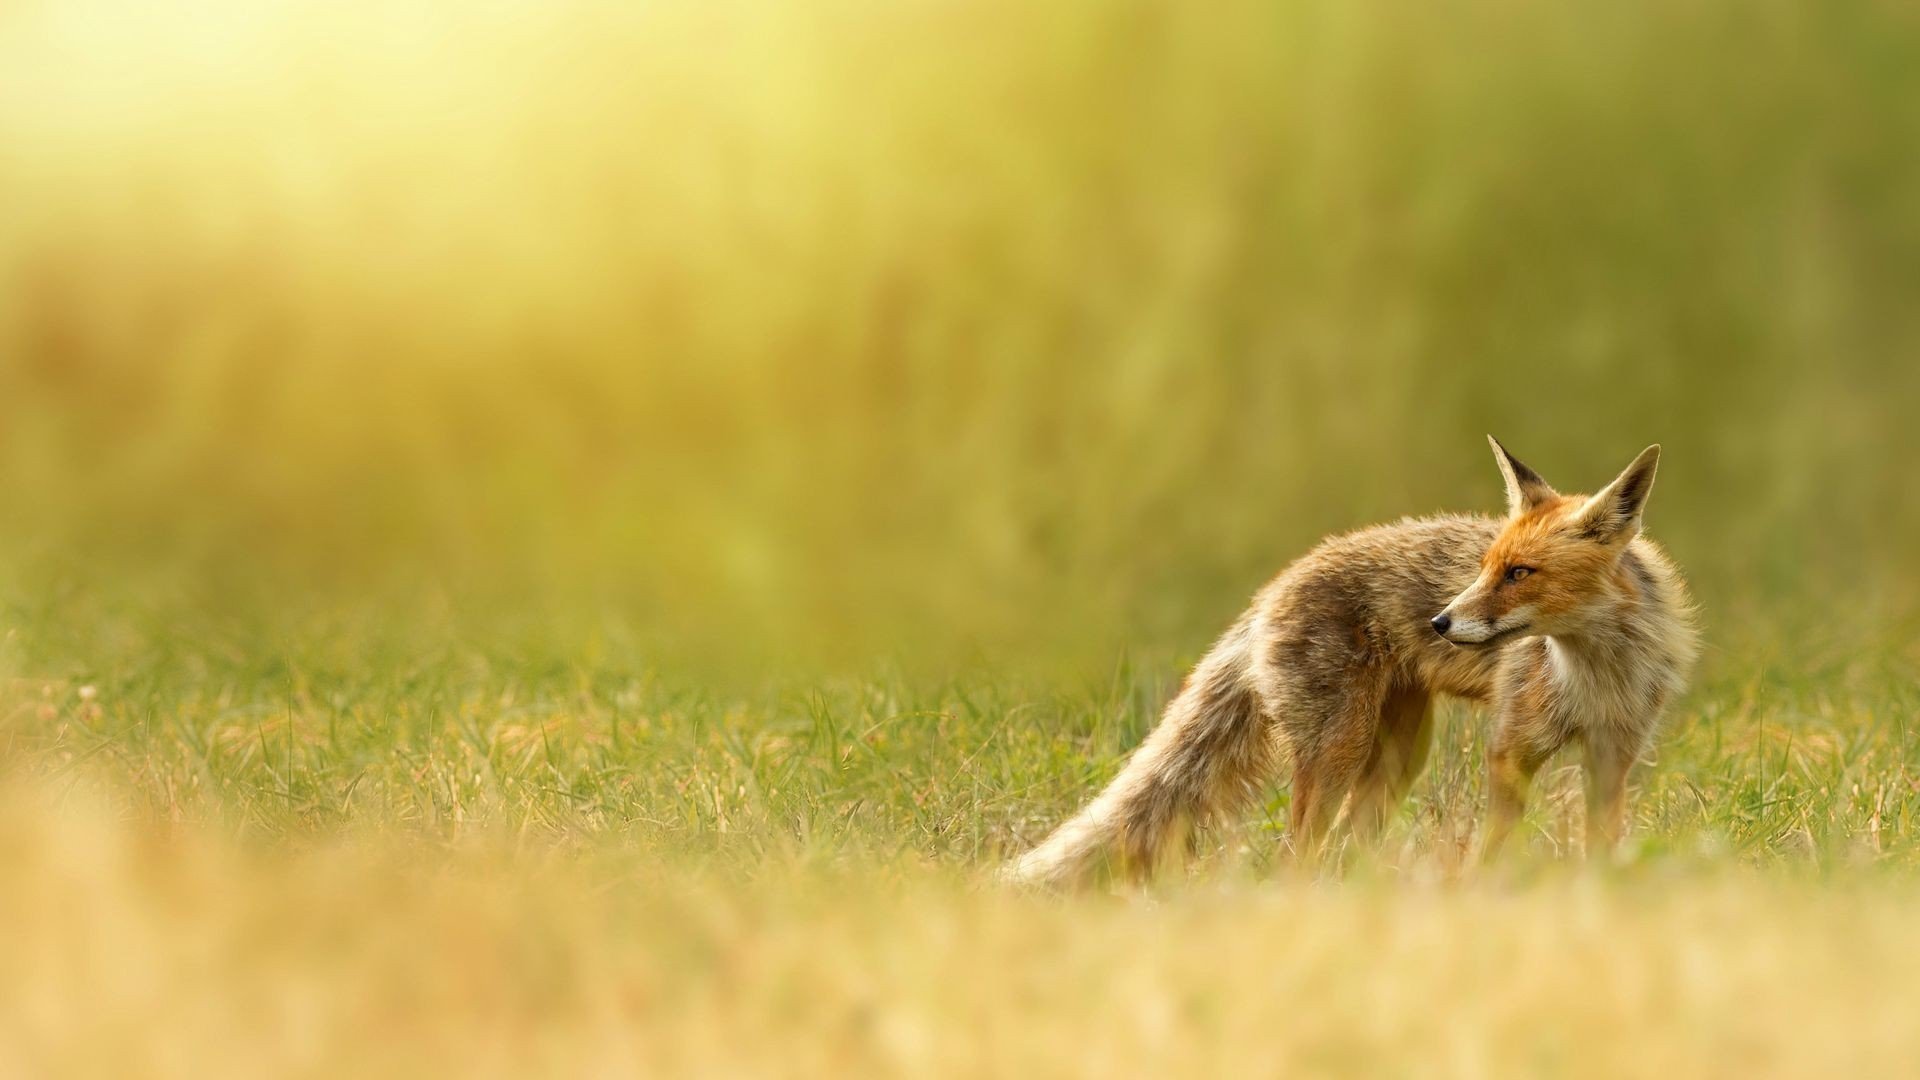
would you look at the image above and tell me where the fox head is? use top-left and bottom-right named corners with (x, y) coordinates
top-left (1432, 437), bottom-right (1662, 647)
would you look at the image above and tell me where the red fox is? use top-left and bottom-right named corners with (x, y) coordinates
top-left (1007, 438), bottom-right (1698, 885)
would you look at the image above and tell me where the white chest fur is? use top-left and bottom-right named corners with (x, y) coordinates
top-left (1544, 634), bottom-right (1677, 733)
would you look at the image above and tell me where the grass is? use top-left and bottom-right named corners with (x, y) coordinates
top-left (10, 799), bottom-right (1920, 1077)
top-left (6, 583), bottom-right (1916, 872)
top-left (5, 0), bottom-right (1920, 1073)
top-left (3, 606), bottom-right (1919, 1076)
top-left (4, 629), bottom-right (1920, 1076)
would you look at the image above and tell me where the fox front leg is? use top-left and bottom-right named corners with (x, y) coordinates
top-left (1478, 724), bottom-right (1563, 864)
top-left (1581, 736), bottom-right (1639, 860)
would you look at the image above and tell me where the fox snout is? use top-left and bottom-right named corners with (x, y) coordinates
top-left (1433, 606), bottom-right (1489, 645)
top-left (1431, 586), bottom-right (1529, 646)
top-left (1429, 606), bottom-right (1485, 644)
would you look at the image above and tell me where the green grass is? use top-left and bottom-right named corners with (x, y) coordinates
top-left (3, 607), bottom-right (1920, 1076)
top-left (7, 598), bottom-right (1916, 875)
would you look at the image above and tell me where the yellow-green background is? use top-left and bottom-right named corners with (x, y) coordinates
top-left (5, 1), bottom-right (1916, 672)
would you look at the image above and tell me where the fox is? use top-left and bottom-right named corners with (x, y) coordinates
top-left (1006, 437), bottom-right (1698, 886)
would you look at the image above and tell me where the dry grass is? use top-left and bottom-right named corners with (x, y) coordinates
top-left (2, 634), bottom-right (1916, 1078)
top-left (4, 779), bottom-right (1919, 1079)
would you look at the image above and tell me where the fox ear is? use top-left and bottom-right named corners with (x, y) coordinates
top-left (1573, 444), bottom-right (1660, 544)
top-left (1488, 435), bottom-right (1557, 516)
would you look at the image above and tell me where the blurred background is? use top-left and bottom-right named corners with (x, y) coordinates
top-left (2, 0), bottom-right (1917, 678)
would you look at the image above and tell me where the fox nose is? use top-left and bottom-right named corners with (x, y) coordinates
top-left (1431, 613), bottom-right (1452, 636)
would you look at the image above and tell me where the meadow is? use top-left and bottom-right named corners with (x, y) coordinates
top-left (3, 0), bottom-right (1920, 1074)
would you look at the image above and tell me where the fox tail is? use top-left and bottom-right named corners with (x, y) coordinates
top-left (1003, 618), bottom-right (1272, 887)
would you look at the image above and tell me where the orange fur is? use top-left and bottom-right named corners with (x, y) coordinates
top-left (1005, 439), bottom-right (1698, 887)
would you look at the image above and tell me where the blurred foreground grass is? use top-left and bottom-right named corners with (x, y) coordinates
top-left (4, 589), bottom-right (1917, 1079)
top-left (8, 779), bottom-right (1920, 1077)
top-left (4, 0), bottom-right (1920, 1074)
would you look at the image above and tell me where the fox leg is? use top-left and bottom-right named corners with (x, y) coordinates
top-left (1285, 689), bottom-right (1388, 866)
top-left (1582, 735), bottom-right (1638, 858)
top-left (1286, 753), bottom-right (1356, 866)
top-left (1346, 688), bottom-right (1434, 846)
top-left (1478, 720), bottom-right (1567, 863)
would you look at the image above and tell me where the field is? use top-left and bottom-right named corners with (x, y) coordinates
top-left (4, 0), bottom-right (1920, 1075)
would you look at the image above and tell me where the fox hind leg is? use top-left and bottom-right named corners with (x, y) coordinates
top-left (1282, 678), bottom-right (1390, 867)
top-left (1346, 687), bottom-right (1434, 847)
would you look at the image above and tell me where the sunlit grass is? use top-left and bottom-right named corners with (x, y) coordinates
top-left (7, 776), bottom-right (1920, 1077)
top-left (7, 615), bottom-right (1916, 868)
top-left (3, 614), bottom-right (1917, 1074)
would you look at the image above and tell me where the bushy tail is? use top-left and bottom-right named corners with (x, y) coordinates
top-left (1004, 618), bottom-right (1272, 888)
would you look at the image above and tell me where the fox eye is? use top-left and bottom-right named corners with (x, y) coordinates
top-left (1506, 566), bottom-right (1534, 583)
